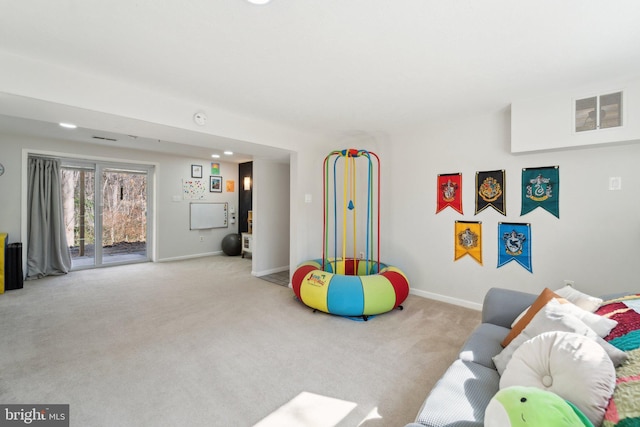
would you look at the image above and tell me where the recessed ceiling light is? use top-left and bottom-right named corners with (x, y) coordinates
top-left (59, 122), bottom-right (77, 129)
top-left (224, 151), bottom-right (233, 156)
top-left (247, 0), bottom-right (271, 4)
top-left (211, 154), bottom-right (220, 158)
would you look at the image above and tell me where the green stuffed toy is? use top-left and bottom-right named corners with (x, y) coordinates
top-left (485, 386), bottom-right (593, 427)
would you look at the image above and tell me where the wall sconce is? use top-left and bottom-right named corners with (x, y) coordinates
top-left (243, 176), bottom-right (252, 191)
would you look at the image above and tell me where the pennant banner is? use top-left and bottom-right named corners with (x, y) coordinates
top-left (521, 166), bottom-right (559, 218)
top-left (437, 173), bottom-right (463, 214)
top-left (476, 169), bottom-right (506, 215)
top-left (497, 222), bottom-right (532, 273)
top-left (454, 221), bottom-right (482, 265)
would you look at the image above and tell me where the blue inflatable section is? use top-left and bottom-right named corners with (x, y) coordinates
top-left (327, 275), bottom-right (364, 315)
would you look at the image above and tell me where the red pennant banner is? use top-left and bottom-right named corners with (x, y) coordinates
top-left (437, 173), bottom-right (463, 214)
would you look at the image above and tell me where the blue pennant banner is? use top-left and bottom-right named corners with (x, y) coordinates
top-left (497, 222), bottom-right (532, 273)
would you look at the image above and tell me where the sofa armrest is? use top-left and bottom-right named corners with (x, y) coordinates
top-left (481, 287), bottom-right (537, 328)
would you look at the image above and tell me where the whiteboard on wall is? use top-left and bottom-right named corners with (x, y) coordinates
top-left (190, 202), bottom-right (228, 230)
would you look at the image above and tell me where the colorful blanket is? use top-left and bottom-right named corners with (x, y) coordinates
top-left (596, 294), bottom-right (640, 427)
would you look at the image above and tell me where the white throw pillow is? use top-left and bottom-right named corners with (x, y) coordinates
top-left (554, 285), bottom-right (602, 312)
top-left (500, 331), bottom-right (616, 427)
top-left (546, 298), bottom-right (616, 337)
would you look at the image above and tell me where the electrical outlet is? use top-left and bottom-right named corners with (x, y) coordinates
top-left (199, 236), bottom-right (204, 242)
top-left (359, 252), bottom-right (365, 260)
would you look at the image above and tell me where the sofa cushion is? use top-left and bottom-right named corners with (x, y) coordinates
top-left (413, 359), bottom-right (500, 427)
top-left (459, 323), bottom-right (509, 369)
top-left (481, 287), bottom-right (538, 328)
top-left (500, 331), bottom-right (616, 427)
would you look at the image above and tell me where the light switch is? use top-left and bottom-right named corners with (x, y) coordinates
top-left (304, 194), bottom-right (312, 203)
top-left (609, 176), bottom-right (622, 191)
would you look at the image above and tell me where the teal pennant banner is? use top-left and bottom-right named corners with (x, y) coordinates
top-left (521, 166), bottom-right (559, 218)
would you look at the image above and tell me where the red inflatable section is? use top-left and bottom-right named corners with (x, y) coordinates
top-left (380, 270), bottom-right (410, 309)
top-left (291, 264), bottom-right (317, 299)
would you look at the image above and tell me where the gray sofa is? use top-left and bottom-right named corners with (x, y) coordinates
top-left (405, 287), bottom-right (538, 427)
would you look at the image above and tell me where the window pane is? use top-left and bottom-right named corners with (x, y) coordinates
top-left (600, 91), bottom-right (622, 129)
top-left (575, 96), bottom-right (597, 132)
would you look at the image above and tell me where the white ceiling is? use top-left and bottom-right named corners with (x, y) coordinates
top-left (1, 0), bottom-right (640, 159)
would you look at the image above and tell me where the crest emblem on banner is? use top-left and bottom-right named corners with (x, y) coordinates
top-left (454, 221), bottom-right (482, 264)
top-left (475, 170), bottom-right (506, 215)
top-left (521, 166), bottom-right (559, 218)
top-left (497, 222), bottom-right (532, 272)
top-left (437, 173), bottom-right (463, 214)
top-left (526, 174), bottom-right (551, 201)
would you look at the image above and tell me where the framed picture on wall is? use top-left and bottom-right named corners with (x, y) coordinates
top-left (210, 176), bottom-right (222, 193)
top-left (191, 164), bottom-right (203, 178)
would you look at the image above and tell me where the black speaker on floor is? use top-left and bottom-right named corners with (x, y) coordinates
top-left (5, 243), bottom-right (24, 290)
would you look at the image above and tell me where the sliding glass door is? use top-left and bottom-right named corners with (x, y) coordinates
top-left (100, 167), bottom-right (148, 264)
top-left (62, 165), bottom-right (96, 268)
top-left (62, 160), bottom-right (153, 269)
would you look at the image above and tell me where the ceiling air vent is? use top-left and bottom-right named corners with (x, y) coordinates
top-left (92, 135), bottom-right (118, 142)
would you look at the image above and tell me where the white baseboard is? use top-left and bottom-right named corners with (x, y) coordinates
top-left (157, 251), bottom-right (223, 263)
top-left (253, 265), bottom-right (290, 277)
top-left (410, 288), bottom-right (482, 311)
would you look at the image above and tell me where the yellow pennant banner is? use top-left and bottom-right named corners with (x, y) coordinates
top-left (454, 221), bottom-right (482, 265)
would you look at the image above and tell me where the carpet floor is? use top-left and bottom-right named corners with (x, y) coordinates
top-left (0, 256), bottom-right (480, 426)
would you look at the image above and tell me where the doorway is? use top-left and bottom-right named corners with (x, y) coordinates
top-left (61, 159), bottom-right (153, 269)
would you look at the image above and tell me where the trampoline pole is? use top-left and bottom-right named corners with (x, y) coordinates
top-left (351, 154), bottom-right (357, 273)
top-left (366, 151), bottom-right (372, 273)
top-left (342, 152), bottom-right (349, 274)
top-left (322, 155), bottom-right (328, 271)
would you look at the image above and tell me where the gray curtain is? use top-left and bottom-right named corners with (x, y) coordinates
top-left (27, 156), bottom-right (71, 279)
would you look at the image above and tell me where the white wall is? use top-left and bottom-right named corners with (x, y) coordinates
top-left (0, 133), bottom-right (240, 262)
top-left (383, 108), bottom-right (640, 309)
top-left (252, 159), bottom-right (290, 277)
top-left (289, 146), bottom-right (330, 268)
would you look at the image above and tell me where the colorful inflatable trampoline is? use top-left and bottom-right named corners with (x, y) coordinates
top-left (292, 258), bottom-right (409, 319)
top-left (292, 149), bottom-right (409, 319)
